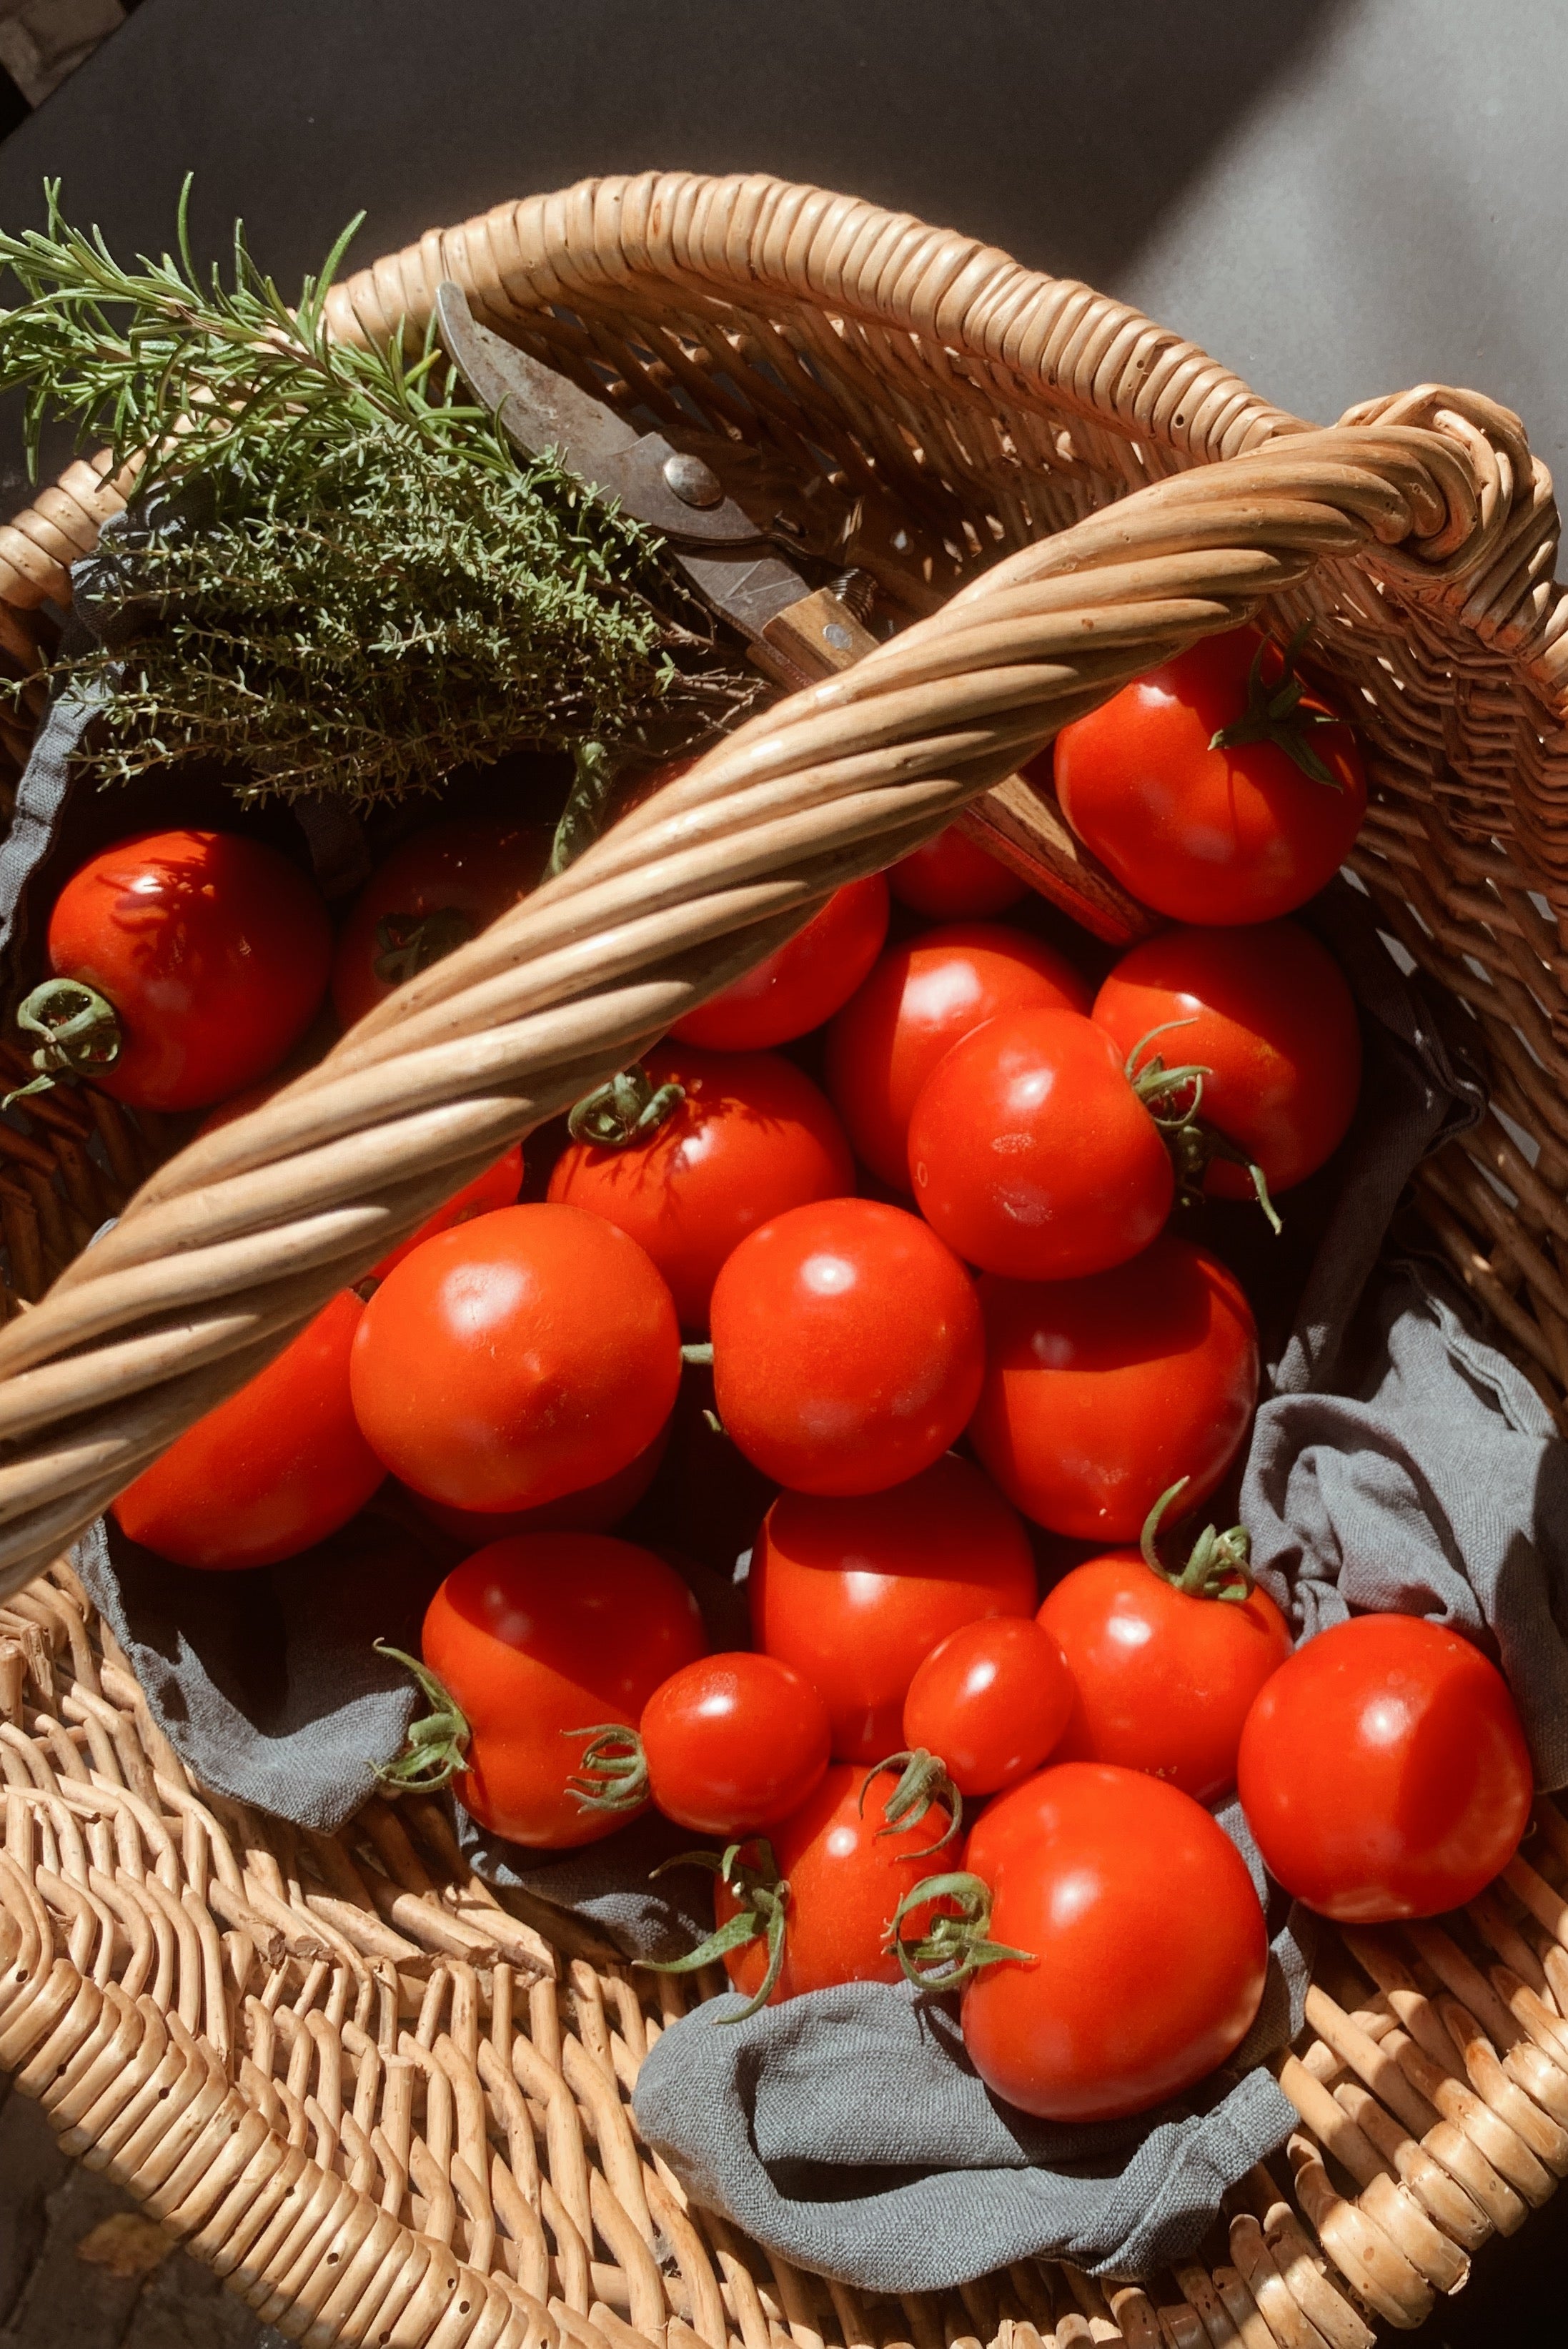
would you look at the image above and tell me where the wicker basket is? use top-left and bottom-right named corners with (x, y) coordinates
top-left (0, 172), bottom-right (1567, 2348)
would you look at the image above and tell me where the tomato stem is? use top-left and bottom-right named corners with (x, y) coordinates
top-left (1139, 1478), bottom-right (1255, 1603)
top-left (6, 976), bottom-right (124, 1104)
top-left (372, 906), bottom-right (476, 986)
top-left (567, 1064), bottom-right (686, 1148)
top-left (372, 1641), bottom-right (472, 1792)
top-left (889, 1868), bottom-right (1032, 1991)
top-left (860, 1749), bottom-right (963, 1856)
top-left (1209, 623), bottom-right (1345, 788)
top-left (564, 1723), bottom-right (649, 1815)
top-left (637, 1839), bottom-right (790, 2020)
top-left (1126, 1019), bottom-right (1282, 1237)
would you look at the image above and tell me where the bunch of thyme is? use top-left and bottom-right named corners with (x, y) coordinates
top-left (0, 183), bottom-right (748, 803)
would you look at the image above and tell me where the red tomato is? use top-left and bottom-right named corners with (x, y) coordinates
top-left (1051, 628), bottom-right (1366, 924)
top-left (1039, 1548), bottom-right (1291, 1806)
top-left (825, 924), bottom-right (1092, 1190)
top-left (968, 1235), bottom-right (1259, 1541)
top-left (332, 816), bottom-right (551, 1029)
top-left (888, 825), bottom-right (1028, 918)
top-left (1237, 1614), bottom-right (1534, 1922)
top-left (403, 1420), bottom-right (669, 1543)
top-left (640, 1652), bottom-right (831, 1834)
top-left (547, 1045), bottom-right (853, 1329)
top-left (1092, 921), bottom-right (1361, 1200)
top-left (903, 1617), bottom-right (1075, 1798)
top-left (112, 1292), bottom-right (384, 1570)
top-left (715, 1763), bottom-right (956, 2005)
top-left (40, 830), bottom-right (330, 1113)
top-left (751, 1454), bottom-right (1037, 1759)
top-left (908, 1007), bottom-right (1173, 1280)
top-left (957, 1763), bottom-right (1269, 2120)
top-left (672, 875), bottom-right (889, 1050)
top-left (350, 1204), bottom-right (680, 1511)
top-left (422, 1534), bottom-right (706, 1848)
top-left (710, 1198), bottom-right (984, 1495)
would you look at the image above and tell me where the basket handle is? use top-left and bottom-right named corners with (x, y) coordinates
top-left (0, 405), bottom-right (1536, 1598)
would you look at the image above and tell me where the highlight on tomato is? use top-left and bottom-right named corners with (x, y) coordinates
top-left (21, 829), bottom-right (332, 1113)
top-left (332, 815), bottom-right (552, 1029)
top-left (709, 1197), bottom-right (984, 1496)
top-left (825, 923), bottom-right (1092, 1190)
top-left (900, 1615), bottom-right (1076, 1799)
top-left (1237, 1613), bottom-right (1535, 1922)
top-left (548, 1044), bottom-right (854, 1329)
top-left (887, 824), bottom-right (1028, 919)
top-left (112, 1291), bottom-right (384, 1571)
top-left (672, 874), bottom-right (889, 1051)
top-left (1051, 625), bottom-right (1367, 925)
top-left (967, 1233), bottom-right (1259, 1541)
top-left (750, 1453), bottom-right (1038, 1761)
top-left (637, 1651), bottom-right (832, 1835)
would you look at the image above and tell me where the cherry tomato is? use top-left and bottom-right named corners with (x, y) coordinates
top-left (1039, 1546), bottom-right (1291, 1806)
top-left (1237, 1614), bottom-right (1534, 1922)
top-left (751, 1454), bottom-right (1037, 1759)
top-left (903, 1617), bottom-right (1075, 1798)
top-left (332, 816), bottom-right (551, 1029)
top-left (640, 1652), bottom-right (831, 1834)
top-left (908, 1007), bottom-right (1173, 1280)
top-left (1092, 921), bottom-right (1361, 1200)
top-left (112, 1292), bottom-right (384, 1570)
top-left (957, 1763), bottom-right (1269, 2120)
top-left (672, 875), bottom-right (889, 1050)
top-left (40, 830), bottom-right (331, 1113)
top-left (888, 825), bottom-right (1028, 918)
top-left (403, 1420), bottom-right (670, 1544)
top-left (713, 1762), bottom-right (956, 2005)
top-left (350, 1203), bottom-right (680, 1511)
top-left (1051, 628), bottom-right (1366, 925)
top-left (710, 1198), bottom-right (983, 1495)
top-left (422, 1534), bottom-right (707, 1848)
top-left (825, 924), bottom-right (1091, 1190)
top-left (968, 1234), bottom-right (1259, 1541)
top-left (548, 1045), bottom-right (853, 1329)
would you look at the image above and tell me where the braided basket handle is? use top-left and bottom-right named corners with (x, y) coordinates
top-left (0, 402), bottom-right (1536, 1598)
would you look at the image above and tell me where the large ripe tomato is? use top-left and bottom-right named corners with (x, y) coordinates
top-left (968, 1234), bottom-right (1259, 1541)
top-left (954, 1763), bottom-right (1269, 2120)
top-left (1092, 920), bottom-right (1361, 1200)
top-left (332, 816), bottom-right (551, 1029)
top-left (888, 825), bottom-right (1028, 919)
top-left (751, 1454), bottom-right (1037, 1759)
top-left (39, 830), bottom-right (331, 1113)
top-left (710, 1198), bottom-right (984, 1495)
top-left (1237, 1614), bottom-right (1534, 1922)
top-left (1038, 1526), bottom-right (1291, 1805)
top-left (903, 1617), bottom-right (1076, 1798)
top-left (350, 1204), bottom-right (680, 1511)
top-left (672, 875), bottom-right (889, 1050)
top-left (640, 1652), bottom-right (831, 1834)
top-left (420, 1534), bottom-right (707, 1848)
top-left (112, 1292), bottom-right (384, 1570)
top-left (404, 1422), bottom-right (668, 1545)
top-left (907, 1007), bottom-right (1173, 1280)
top-left (825, 924), bottom-right (1091, 1190)
top-left (1051, 628), bottom-right (1366, 924)
top-left (547, 1044), bottom-right (853, 1329)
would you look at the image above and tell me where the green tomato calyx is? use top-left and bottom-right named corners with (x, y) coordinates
top-left (372, 906), bottom-right (476, 988)
top-left (565, 1724), bottom-right (648, 1815)
top-left (637, 1839), bottom-right (790, 2022)
top-left (860, 1749), bottom-right (963, 1857)
top-left (890, 1869), bottom-right (1032, 1992)
top-left (1126, 1018), bottom-right (1282, 1237)
top-left (1209, 623), bottom-right (1346, 788)
top-left (567, 1064), bottom-right (686, 1148)
top-left (1140, 1478), bottom-right (1254, 1603)
top-left (372, 1641), bottom-right (472, 1793)
top-left (7, 976), bottom-right (123, 1104)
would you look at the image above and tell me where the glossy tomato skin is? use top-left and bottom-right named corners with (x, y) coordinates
top-left (752, 1454), bottom-right (1038, 1759)
top-left (1051, 629), bottom-right (1367, 925)
top-left (825, 924), bottom-right (1092, 1190)
top-left (960, 1763), bottom-right (1269, 2120)
top-left (548, 1045), bottom-right (853, 1328)
top-left (1237, 1614), bottom-right (1534, 1922)
top-left (403, 1420), bottom-right (669, 1543)
top-left (672, 875), bottom-right (890, 1050)
top-left (717, 1763), bottom-right (955, 2004)
top-left (1093, 921), bottom-right (1361, 1198)
top-left (903, 1616), bottom-right (1075, 1797)
top-left (332, 817), bottom-right (551, 1029)
top-left (350, 1204), bottom-right (680, 1512)
top-left (888, 825), bottom-right (1028, 918)
top-left (423, 1534), bottom-right (707, 1848)
top-left (47, 830), bottom-right (331, 1113)
top-left (1039, 1554), bottom-right (1291, 1804)
top-left (968, 1235), bottom-right (1259, 1541)
top-left (908, 1008), bottom-right (1173, 1280)
top-left (710, 1198), bottom-right (984, 1495)
top-left (112, 1292), bottom-right (384, 1569)
top-left (641, 1652), bottom-right (831, 1834)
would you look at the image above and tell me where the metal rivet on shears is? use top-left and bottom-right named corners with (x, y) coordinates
top-left (823, 622), bottom-right (854, 651)
top-left (662, 452), bottom-right (725, 508)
